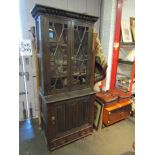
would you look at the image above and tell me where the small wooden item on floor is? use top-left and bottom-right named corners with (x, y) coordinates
top-left (96, 89), bottom-right (132, 127)
top-left (103, 100), bottom-right (132, 126)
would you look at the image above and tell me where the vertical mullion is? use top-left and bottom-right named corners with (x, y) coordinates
top-left (68, 20), bottom-right (74, 91)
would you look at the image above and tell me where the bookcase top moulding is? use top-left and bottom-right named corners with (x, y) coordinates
top-left (31, 4), bottom-right (99, 23)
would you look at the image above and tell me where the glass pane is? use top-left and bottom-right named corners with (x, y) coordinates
top-left (48, 22), bottom-right (68, 90)
top-left (72, 60), bottom-right (87, 85)
top-left (54, 23), bottom-right (63, 39)
top-left (72, 25), bottom-right (89, 86)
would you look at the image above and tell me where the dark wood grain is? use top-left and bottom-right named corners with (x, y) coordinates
top-left (40, 93), bottom-right (95, 149)
top-left (31, 4), bottom-right (98, 22)
top-left (32, 4), bottom-right (97, 150)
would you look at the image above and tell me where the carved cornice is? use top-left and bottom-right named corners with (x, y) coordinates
top-left (31, 4), bottom-right (98, 23)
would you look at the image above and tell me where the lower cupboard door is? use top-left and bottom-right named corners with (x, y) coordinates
top-left (47, 96), bottom-right (92, 139)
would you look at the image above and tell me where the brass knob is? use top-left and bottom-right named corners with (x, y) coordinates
top-left (51, 116), bottom-right (56, 125)
top-left (51, 116), bottom-right (55, 120)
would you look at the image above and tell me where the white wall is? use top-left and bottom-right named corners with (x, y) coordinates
top-left (100, 0), bottom-right (117, 90)
top-left (19, 0), bottom-right (101, 39)
top-left (122, 0), bottom-right (135, 20)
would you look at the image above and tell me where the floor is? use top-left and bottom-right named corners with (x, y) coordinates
top-left (19, 118), bottom-right (135, 155)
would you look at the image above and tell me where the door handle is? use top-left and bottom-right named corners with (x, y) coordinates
top-left (71, 56), bottom-right (74, 60)
top-left (51, 116), bottom-right (56, 125)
